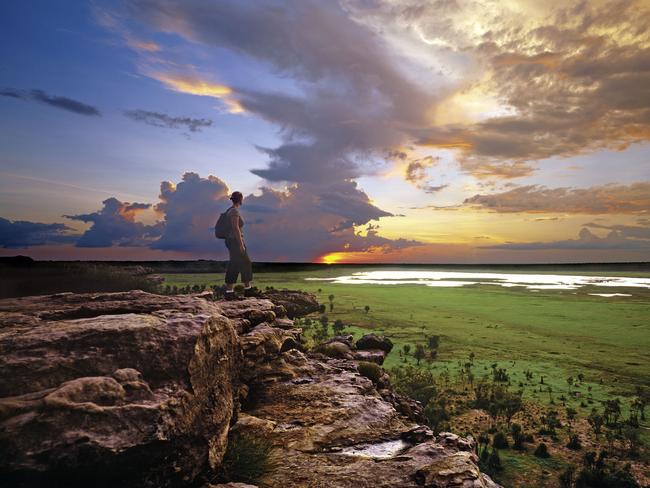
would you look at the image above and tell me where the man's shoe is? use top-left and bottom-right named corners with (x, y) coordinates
top-left (224, 291), bottom-right (237, 301)
top-left (243, 287), bottom-right (259, 298)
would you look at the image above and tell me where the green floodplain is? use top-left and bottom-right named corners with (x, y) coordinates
top-left (163, 265), bottom-right (650, 487)
top-left (164, 266), bottom-right (650, 397)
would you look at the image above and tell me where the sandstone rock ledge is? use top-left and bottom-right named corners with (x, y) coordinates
top-left (0, 290), bottom-right (500, 488)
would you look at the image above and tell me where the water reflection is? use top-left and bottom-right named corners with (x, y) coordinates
top-left (306, 270), bottom-right (650, 294)
top-left (337, 439), bottom-right (409, 459)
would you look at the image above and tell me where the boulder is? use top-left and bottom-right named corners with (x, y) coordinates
top-left (239, 323), bottom-right (303, 384)
top-left (413, 448), bottom-right (500, 487)
top-left (261, 289), bottom-right (320, 318)
top-left (272, 317), bottom-right (295, 330)
top-left (356, 333), bottom-right (393, 353)
top-left (322, 334), bottom-right (355, 348)
top-left (436, 432), bottom-right (476, 452)
top-left (0, 291), bottom-right (243, 487)
top-left (313, 341), bottom-right (354, 360)
top-left (217, 298), bottom-right (282, 327)
top-left (353, 348), bottom-right (387, 365)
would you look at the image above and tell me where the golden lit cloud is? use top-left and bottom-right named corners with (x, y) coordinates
top-left (463, 183), bottom-right (650, 215)
top-left (149, 72), bottom-right (244, 113)
top-left (356, 0), bottom-right (650, 180)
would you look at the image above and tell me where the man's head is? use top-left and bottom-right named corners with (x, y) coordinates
top-left (230, 191), bottom-right (244, 206)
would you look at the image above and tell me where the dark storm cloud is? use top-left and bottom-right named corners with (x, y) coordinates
top-left (151, 172), bottom-right (420, 260)
top-left (0, 217), bottom-right (77, 248)
top-left (463, 183), bottom-right (650, 214)
top-left (480, 227), bottom-right (650, 251)
top-left (126, 0), bottom-right (436, 184)
top-left (65, 198), bottom-right (161, 247)
top-left (124, 109), bottom-right (213, 132)
top-left (1, 88), bottom-right (101, 116)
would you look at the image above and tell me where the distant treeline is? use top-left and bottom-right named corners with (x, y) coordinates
top-left (0, 256), bottom-right (158, 298)
top-left (2, 255), bottom-right (649, 274)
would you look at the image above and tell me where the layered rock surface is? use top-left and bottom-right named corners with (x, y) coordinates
top-left (0, 289), bottom-right (499, 488)
top-left (237, 326), bottom-right (500, 488)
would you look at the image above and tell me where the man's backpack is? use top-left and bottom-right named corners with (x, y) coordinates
top-left (214, 208), bottom-right (232, 239)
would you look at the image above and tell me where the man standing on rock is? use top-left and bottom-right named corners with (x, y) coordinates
top-left (223, 191), bottom-right (254, 300)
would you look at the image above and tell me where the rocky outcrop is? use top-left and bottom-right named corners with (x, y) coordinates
top-left (235, 327), bottom-right (499, 488)
top-left (0, 291), bottom-right (242, 486)
top-left (314, 333), bottom-right (392, 365)
top-left (356, 333), bottom-right (394, 353)
top-left (0, 289), bottom-right (500, 488)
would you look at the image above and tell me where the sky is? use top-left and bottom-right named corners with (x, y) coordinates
top-left (0, 0), bottom-right (649, 263)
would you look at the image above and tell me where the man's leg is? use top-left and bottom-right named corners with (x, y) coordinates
top-left (224, 240), bottom-right (240, 298)
top-left (242, 249), bottom-right (254, 296)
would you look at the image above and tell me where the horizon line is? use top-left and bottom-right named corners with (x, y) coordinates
top-left (2, 255), bottom-right (649, 267)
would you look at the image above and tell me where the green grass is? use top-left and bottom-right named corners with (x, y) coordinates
top-left (164, 268), bottom-right (650, 397)
top-left (495, 449), bottom-right (567, 487)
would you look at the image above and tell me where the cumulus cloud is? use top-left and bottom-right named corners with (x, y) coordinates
top-left (10, 172), bottom-right (412, 259)
top-left (242, 182), bottom-right (418, 261)
top-left (463, 182), bottom-right (650, 214)
top-left (124, 109), bottom-right (213, 132)
top-left (480, 227), bottom-right (650, 251)
top-left (0, 217), bottom-right (77, 248)
top-left (152, 172), bottom-right (420, 260)
top-left (65, 198), bottom-right (162, 247)
top-left (0, 88), bottom-right (101, 116)
top-left (152, 172), bottom-right (231, 252)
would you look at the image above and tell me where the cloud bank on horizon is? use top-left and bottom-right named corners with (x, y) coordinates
top-left (0, 0), bottom-right (649, 262)
top-left (0, 172), bottom-right (419, 262)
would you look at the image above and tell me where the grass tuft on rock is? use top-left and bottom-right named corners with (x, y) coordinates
top-left (357, 361), bottom-right (383, 384)
top-left (217, 430), bottom-right (277, 484)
